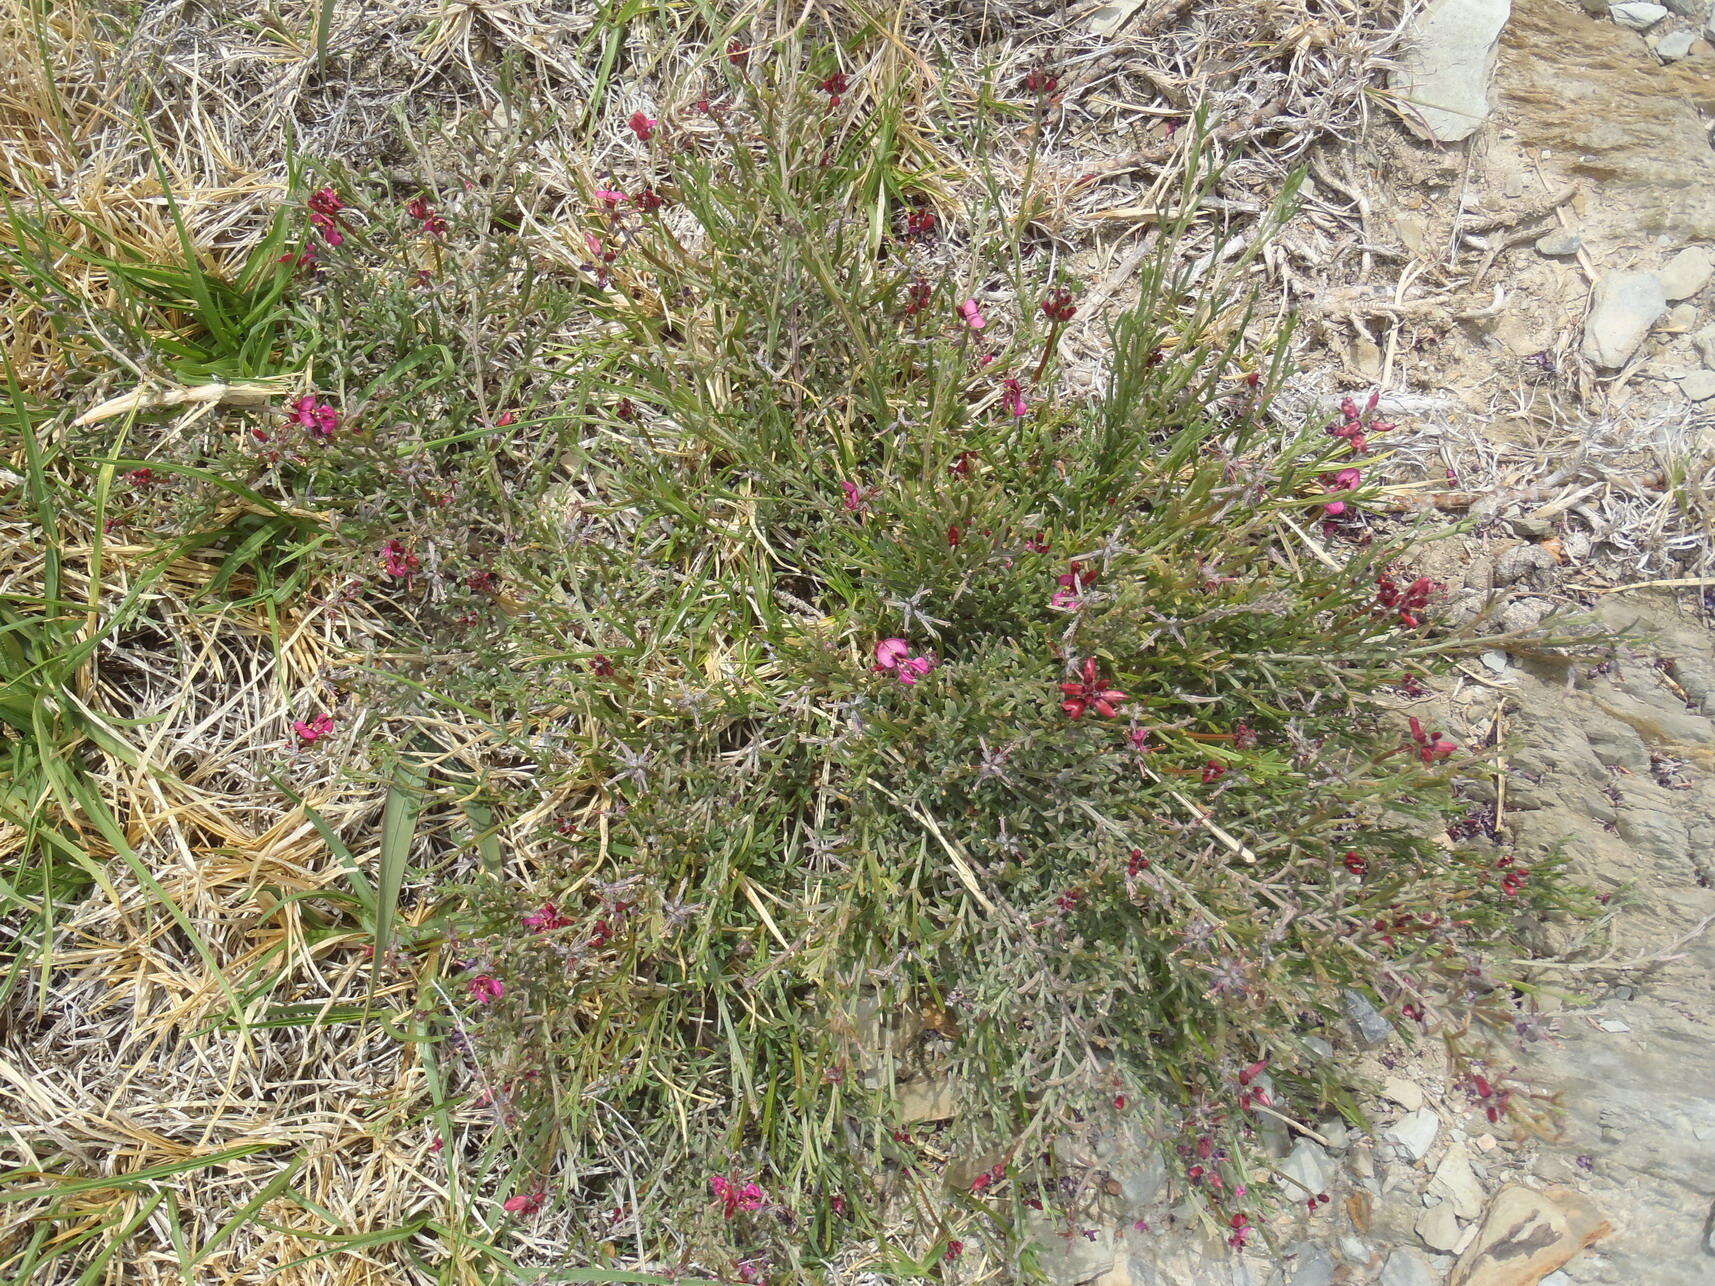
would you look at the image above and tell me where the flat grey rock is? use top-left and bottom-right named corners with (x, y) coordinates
top-left (1681, 370), bottom-right (1715, 400)
top-left (1390, 1108), bottom-right (1441, 1162)
top-left (1653, 26), bottom-right (1697, 57)
top-left (1610, 1), bottom-right (1669, 26)
top-left (1581, 270), bottom-right (1668, 368)
top-left (1660, 246), bottom-right (1714, 301)
top-left (1379, 1246), bottom-right (1439, 1286)
top-left (1390, 0), bottom-right (1512, 143)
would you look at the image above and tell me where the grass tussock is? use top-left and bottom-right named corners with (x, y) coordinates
top-left (0, 11), bottom-right (1591, 1285)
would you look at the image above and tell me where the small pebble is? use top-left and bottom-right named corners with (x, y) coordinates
top-left (1535, 231), bottom-right (1582, 257)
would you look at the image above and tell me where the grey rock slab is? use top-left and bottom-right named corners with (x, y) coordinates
top-left (1610, 0), bottom-right (1670, 25)
top-left (1653, 26), bottom-right (1698, 57)
top-left (1681, 370), bottom-right (1715, 400)
top-left (1389, 0), bottom-right (1512, 143)
top-left (1379, 1247), bottom-right (1439, 1286)
top-left (1581, 270), bottom-right (1668, 368)
top-left (1417, 1199), bottom-right (1463, 1252)
top-left (1287, 1242), bottom-right (1336, 1286)
top-left (1344, 989), bottom-right (1394, 1047)
top-left (1431, 1142), bottom-right (1485, 1220)
top-left (1280, 1139), bottom-right (1333, 1196)
top-left (1390, 1108), bottom-right (1441, 1162)
top-left (1660, 246), bottom-right (1714, 301)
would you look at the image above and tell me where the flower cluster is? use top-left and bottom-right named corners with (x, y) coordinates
top-left (710, 1175), bottom-right (767, 1218)
top-left (287, 394), bottom-right (341, 440)
top-left (1375, 574), bottom-right (1441, 628)
top-left (292, 712), bottom-right (334, 746)
top-left (308, 187), bottom-right (346, 247)
top-left (874, 638), bottom-right (935, 685)
top-left (407, 196), bottom-right (447, 235)
top-left (1059, 658), bottom-right (1126, 719)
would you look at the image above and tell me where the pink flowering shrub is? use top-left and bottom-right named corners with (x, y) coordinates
top-left (43, 74), bottom-right (1583, 1283)
top-left (409, 90), bottom-right (1587, 1277)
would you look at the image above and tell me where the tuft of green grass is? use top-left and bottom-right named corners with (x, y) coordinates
top-left (0, 34), bottom-right (1593, 1285)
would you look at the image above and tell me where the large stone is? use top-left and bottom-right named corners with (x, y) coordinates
top-left (1028, 1216), bottom-right (1117, 1285)
top-left (1381, 1247), bottom-right (1440, 1286)
top-left (1419, 1200), bottom-right (1464, 1253)
top-left (1450, 1186), bottom-right (1610, 1285)
top-left (1390, 1108), bottom-right (1442, 1162)
top-left (1280, 1139), bottom-right (1333, 1196)
top-left (1390, 0), bottom-right (1513, 142)
top-left (1659, 246), bottom-right (1714, 301)
top-left (1580, 270), bottom-right (1667, 368)
top-left (1344, 989), bottom-right (1395, 1047)
top-left (1432, 1142), bottom-right (1487, 1220)
top-left (1652, 26), bottom-right (1697, 57)
top-left (1609, 0), bottom-right (1669, 26)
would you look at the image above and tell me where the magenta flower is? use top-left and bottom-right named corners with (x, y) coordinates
top-left (875, 638), bottom-right (911, 669)
top-left (710, 1175), bottom-right (766, 1217)
top-left (292, 712), bottom-right (334, 745)
top-left (407, 196), bottom-right (447, 235)
top-left (524, 902), bottom-right (570, 932)
top-left (874, 638), bottom-right (936, 685)
top-left (1000, 377), bottom-right (1029, 417)
top-left (468, 975), bottom-right (505, 1004)
top-left (502, 1190), bottom-right (543, 1214)
top-left (1408, 716), bottom-right (1456, 764)
top-left (629, 110), bottom-right (657, 142)
top-left (839, 480), bottom-right (872, 513)
top-left (307, 187), bottom-right (346, 247)
top-left (380, 540), bottom-right (420, 580)
top-left (1040, 287), bottom-right (1076, 323)
top-left (957, 298), bottom-right (986, 331)
top-left (1375, 574), bottom-right (1439, 627)
top-left (288, 394), bottom-right (341, 440)
top-left (1060, 658), bottom-right (1125, 719)
top-left (594, 189), bottom-right (627, 207)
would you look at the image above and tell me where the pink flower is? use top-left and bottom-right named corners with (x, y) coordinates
top-left (875, 638), bottom-right (912, 670)
top-left (1001, 377), bottom-right (1029, 417)
top-left (288, 394), bottom-right (341, 440)
top-left (629, 110), bottom-right (657, 142)
top-left (1060, 658), bottom-right (1125, 719)
top-left (957, 298), bottom-right (986, 331)
top-left (874, 639), bottom-right (935, 685)
top-left (503, 1190), bottom-right (543, 1215)
top-left (380, 540), bottom-right (419, 580)
top-left (839, 480), bottom-right (871, 513)
top-left (407, 196), bottom-right (447, 235)
top-left (710, 1175), bottom-right (766, 1217)
top-left (1408, 716), bottom-right (1456, 764)
top-left (524, 903), bottom-right (570, 932)
top-left (896, 655), bottom-right (935, 685)
top-left (467, 975), bottom-right (505, 1004)
top-left (594, 189), bottom-right (627, 207)
top-left (292, 712), bottom-right (334, 745)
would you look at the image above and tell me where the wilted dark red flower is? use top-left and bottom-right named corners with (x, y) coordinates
top-left (1060, 657), bottom-right (1125, 719)
top-left (1040, 287), bottom-right (1076, 323)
